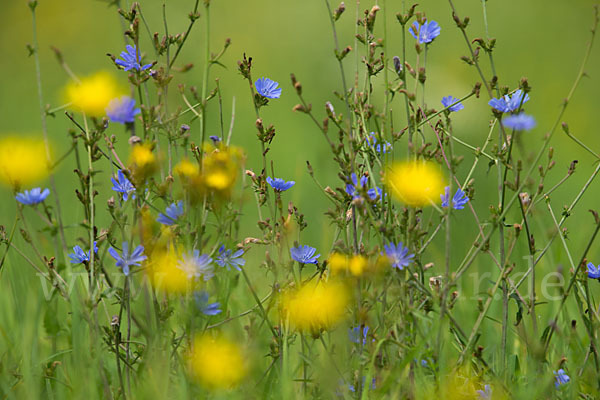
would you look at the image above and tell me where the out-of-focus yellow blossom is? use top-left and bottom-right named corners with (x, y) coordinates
top-left (386, 161), bottom-right (444, 207)
top-left (188, 146), bottom-right (244, 200)
top-left (174, 158), bottom-right (200, 179)
top-left (374, 254), bottom-right (391, 273)
top-left (188, 335), bottom-right (247, 389)
top-left (348, 255), bottom-right (368, 276)
top-left (147, 249), bottom-right (190, 294)
top-left (202, 149), bottom-right (238, 191)
top-left (129, 143), bottom-right (157, 184)
top-left (328, 253), bottom-right (348, 275)
top-left (139, 207), bottom-right (159, 253)
top-left (65, 72), bottom-right (124, 117)
top-left (0, 136), bottom-right (49, 188)
top-left (282, 281), bottom-right (349, 333)
top-left (328, 253), bottom-right (369, 277)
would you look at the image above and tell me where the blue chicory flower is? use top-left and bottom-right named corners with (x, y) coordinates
top-left (345, 173), bottom-right (383, 202)
top-left (290, 245), bottom-right (320, 264)
top-left (506, 89), bottom-right (530, 111)
top-left (69, 241), bottom-right (99, 264)
top-left (488, 89), bottom-right (530, 113)
top-left (502, 113), bottom-right (536, 131)
top-left (209, 135), bottom-right (221, 145)
top-left (156, 201), bottom-right (184, 226)
top-left (366, 132), bottom-right (392, 154)
top-left (346, 173), bottom-right (369, 199)
top-left (587, 262), bottom-right (600, 279)
top-left (476, 384), bottom-right (492, 400)
top-left (367, 187), bottom-right (383, 201)
top-left (441, 96), bottom-right (464, 112)
top-left (384, 242), bottom-right (414, 270)
top-left (349, 326), bottom-right (370, 345)
top-left (111, 170), bottom-right (136, 201)
top-left (409, 20), bottom-right (441, 44)
top-left (106, 96), bottom-right (140, 124)
top-left (177, 250), bottom-right (214, 280)
top-left (441, 186), bottom-right (469, 210)
top-left (15, 188), bottom-right (50, 205)
top-left (266, 177), bottom-right (295, 192)
top-left (215, 245), bottom-right (246, 271)
top-left (349, 377), bottom-right (376, 393)
top-left (554, 369), bottom-right (570, 388)
top-left (255, 77), bottom-right (282, 99)
top-left (108, 242), bottom-right (147, 276)
top-left (194, 291), bottom-right (222, 316)
top-left (115, 44), bottom-right (152, 72)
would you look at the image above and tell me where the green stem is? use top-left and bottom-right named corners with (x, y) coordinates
top-left (30, 2), bottom-right (69, 263)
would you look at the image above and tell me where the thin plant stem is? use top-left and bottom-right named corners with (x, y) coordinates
top-left (30, 2), bottom-right (69, 262)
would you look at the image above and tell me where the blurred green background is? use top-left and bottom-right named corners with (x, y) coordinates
top-left (1, 0), bottom-right (600, 394)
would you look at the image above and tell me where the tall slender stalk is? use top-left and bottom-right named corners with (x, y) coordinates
top-left (30, 1), bottom-right (69, 264)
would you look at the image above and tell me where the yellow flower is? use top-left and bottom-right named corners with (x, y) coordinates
top-left (174, 158), bottom-right (200, 179)
top-left (374, 254), bottom-right (391, 273)
top-left (348, 255), bottom-right (368, 276)
top-left (65, 72), bottom-right (124, 117)
top-left (386, 161), bottom-right (445, 207)
top-left (186, 146), bottom-right (244, 201)
top-left (129, 143), bottom-right (157, 184)
top-left (188, 335), bottom-right (248, 389)
top-left (328, 253), bottom-right (348, 275)
top-left (328, 253), bottom-right (369, 277)
top-left (0, 136), bottom-right (49, 188)
top-left (140, 207), bottom-right (159, 253)
top-left (147, 250), bottom-right (190, 294)
top-left (130, 144), bottom-right (155, 168)
top-left (202, 149), bottom-right (239, 192)
top-left (282, 281), bottom-right (349, 333)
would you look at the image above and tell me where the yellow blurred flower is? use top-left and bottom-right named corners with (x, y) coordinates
top-left (328, 253), bottom-right (369, 277)
top-left (282, 281), bottom-right (349, 333)
top-left (386, 161), bottom-right (445, 207)
top-left (139, 207), bottom-right (159, 253)
top-left (348, 255), bottom-right (368, 276)
top-left (174, 158), bottom-right (200, 179)
top-left (188, 335), bottom-right (248, 389)
top-left (202, 148), bottom-right (239, 191)
top-left (65, 71), bottom-right (124, 117)
top-left (0, 136), bottom-right (49, 188)
top-left (374, 254), bottom-right (391, 273)
top-left (328, 253), bottom-right (348, 275)
top-left (147, 247), bottom-right (215, 294)
top-left (186, 146), bottom-right (244, 200)
top-left (147, 249), bottom-right (190, 294)
top-left (129, 143), bottom-right (157, 184)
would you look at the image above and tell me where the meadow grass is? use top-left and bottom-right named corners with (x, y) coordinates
top-left (1, 1), bottom-right (600, 399)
